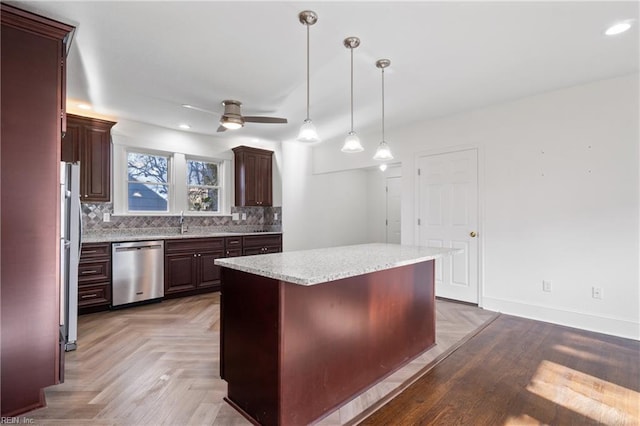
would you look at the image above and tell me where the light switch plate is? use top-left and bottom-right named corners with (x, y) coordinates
top-left (103, 213), bottom-right (110, 222)
top-left (542, 280), bottom-right (552, 292)
top-left (231, 213), bottom-right (240, 221)
top-left (241, 213), bottom-right (247, 220)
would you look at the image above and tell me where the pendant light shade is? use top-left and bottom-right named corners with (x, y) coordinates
top-left (298, 119), bottom-right (319, 142)
top-left (297, 10), bottom-right (320, 143)
top-left (373, 141), bottom-right (393, 161)
top-left (341, 37), bottom-right (364, 153)
top-left (373, 59), bottom-right (393, 161)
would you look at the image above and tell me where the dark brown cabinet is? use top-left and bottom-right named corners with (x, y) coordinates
top-left (63, 114), bottom-right (116, 202)
top-left (243, 234), bottom-right (283, 256)
top-left (225, 236), bottom-right (243, 257)
top-left (1, 4), bottom-right (74, 415)
top-left (232, 146), bottom-right (273, 207)
top-left (164, 238), bottom-right (225, 297)
top-left (78, 242), bottom-right (112, 312)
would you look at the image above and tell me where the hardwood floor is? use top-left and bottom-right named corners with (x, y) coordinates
top-left (359, 314), bottom-right (640, 426)
top-left (25, 293), bottom-right (495, 425)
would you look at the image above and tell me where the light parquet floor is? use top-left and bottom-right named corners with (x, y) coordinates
top-left (26, 293), bottom-right (496, 425)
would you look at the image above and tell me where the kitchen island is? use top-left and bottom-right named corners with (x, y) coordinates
top-left (215, 243), bottom-right (458, 425)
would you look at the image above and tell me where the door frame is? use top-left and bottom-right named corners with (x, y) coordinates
top-left (413, 144), bottom-right (485, 307)
top-left (385, 175), bottom-right (402, 244)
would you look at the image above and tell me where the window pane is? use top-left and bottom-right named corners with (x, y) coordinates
top-left (128, 152), bottom-right (168, 184)
top-left (128, 183), bottom-right (169, 211)
top-left (188, 187), bottom-right (219, 212)
top-left (127, 152), bottom-right (169, 212)
top-left (187, 160), bottom-right (218, 186)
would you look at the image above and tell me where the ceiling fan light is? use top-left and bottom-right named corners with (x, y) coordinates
top-left (221, 115), bottom-right (243, 130)
top-left (297, 119), bottom-right (320, 142)
top-left (341, 131), bottom-right (364, 153)
top-left (373, 141), bottom-right (394, 161)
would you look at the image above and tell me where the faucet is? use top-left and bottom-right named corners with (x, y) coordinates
top-left (179, 211), bottom-right (187, 235)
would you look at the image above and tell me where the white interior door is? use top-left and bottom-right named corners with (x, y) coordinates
top-left (417, 149), bottom-right (478, 303)
top-left (386, 176), bottom-right (401, 244)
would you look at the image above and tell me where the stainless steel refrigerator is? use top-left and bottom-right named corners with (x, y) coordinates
top-left (59, 162), bottom-right (81, 381)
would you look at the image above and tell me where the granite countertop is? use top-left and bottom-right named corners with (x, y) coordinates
top-left (214, 243), bottom-right (460, 286)
top-left (82, 229), bottom-right (281, 243)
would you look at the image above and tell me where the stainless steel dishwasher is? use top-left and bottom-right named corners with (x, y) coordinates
top-left (112, 240), bottom-right (164, 307)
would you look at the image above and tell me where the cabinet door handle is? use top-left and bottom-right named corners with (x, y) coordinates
top-left (83, 250), bottom-right (98, 254)
top-left (81, 293), bottom-right (97, 299)
top-left (81, 270), bottom-right (98, 274)
top-left (198, 253), bottom-right (201, 257)
top-left (193, 254), bottom-right (197, 257)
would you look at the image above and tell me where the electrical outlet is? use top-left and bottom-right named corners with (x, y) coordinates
top-left (241, 213), bottom-right (247, 220)
top-left (231, 213), bottom-right (240, 221)
top-left (274, 212), bottom-right (278, 220)
top-left (542, 280), bottom-right (552, 293)
top-left (103, 213), bottom-right (110, 222)
top-left (592, 287), bottom-right (603, 299)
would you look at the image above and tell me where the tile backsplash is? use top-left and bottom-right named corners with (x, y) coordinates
top-left (82, 202), bottom-right (281, 237)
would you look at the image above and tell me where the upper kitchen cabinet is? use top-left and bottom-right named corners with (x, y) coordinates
top-left (1, 3), bottom-right (74, 416)
top-left (232, 146), bottom-right (273, 207)
top-left (63, 114), bottom-right (116, 202)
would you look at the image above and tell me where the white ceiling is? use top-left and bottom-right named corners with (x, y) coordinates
top-left (12, 1), bottom-right (640, 144)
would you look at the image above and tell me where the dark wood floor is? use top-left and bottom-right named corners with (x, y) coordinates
top-left (359, 314), bottom-right (640, 425)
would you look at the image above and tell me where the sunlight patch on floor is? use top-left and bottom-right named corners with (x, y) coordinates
top-left (526, 360), bottom-right (640, 425)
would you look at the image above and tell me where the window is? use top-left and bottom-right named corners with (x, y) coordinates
top-left (127, 151), bottom-right (170, 212)
top-left (187, 159), bottom-right (221, 212)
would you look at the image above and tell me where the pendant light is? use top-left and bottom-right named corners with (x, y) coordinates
top-left (297, 10), bottom-right (320, 143)
top-left (373, 59), bottom-right (394, 161)
top-left (341, 37), bottom-right (364, 153)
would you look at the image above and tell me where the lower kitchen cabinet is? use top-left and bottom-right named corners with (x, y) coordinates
top-left (164, 238), bottom-right (225, 297)
top-left (243, 234), bottom-right (282, 256)
top-left (78, 242), bottom-right (112, 314)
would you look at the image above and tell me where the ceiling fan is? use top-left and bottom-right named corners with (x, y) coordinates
top-left (183, 100), bottom-right (288, 132)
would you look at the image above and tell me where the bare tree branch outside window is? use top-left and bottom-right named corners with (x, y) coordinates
top-left (127, 152), bottom-right (169, 211)
top-left (187, 160), bottom-right (220, 212)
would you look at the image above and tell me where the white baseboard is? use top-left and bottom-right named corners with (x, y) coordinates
top-left (482, 296), bottom-right (640, 341)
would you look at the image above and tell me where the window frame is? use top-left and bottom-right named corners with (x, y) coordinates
top-left (125, 149), bottom-right (172, 214)
top-left (185, 157), bottom-right (224, 214)
top-left (113, 145), bottom-right (230, 216)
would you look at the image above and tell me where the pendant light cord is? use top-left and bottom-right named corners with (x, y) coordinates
top-left (306, 23), bottom-right (310, 121)
top-left (381, 66), bottom-right (385, 141)
top-left (350, 47), bottom-right (354, 132)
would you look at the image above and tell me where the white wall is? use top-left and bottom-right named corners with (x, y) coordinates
top-left (310, 73), bottom-right (639, 339)
top-left (282, 141), bottom-right (369, 251)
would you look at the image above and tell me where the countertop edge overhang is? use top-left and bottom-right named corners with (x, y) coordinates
top-left (215, 243), bottom-right (461, 286)
top-left (82, 231), bottom-right (282, 243)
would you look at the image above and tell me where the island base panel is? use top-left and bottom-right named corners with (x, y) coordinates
top-left (221, 260), bottom-right (435, 426)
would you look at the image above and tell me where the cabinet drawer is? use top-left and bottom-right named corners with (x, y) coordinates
top-left (81, 242), bottom-right (110, 259)
top-left (225, 236), bottom-right (243, 249)
top-left (165, 237), bottom-right (224, 253)
top-left (78, 284), bottom-right (111, 307)
top-left (78, 259), bottom-right (111, 284)
top-left (243, 234), bottom-right (282, 249)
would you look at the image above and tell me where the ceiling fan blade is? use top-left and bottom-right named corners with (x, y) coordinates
top-left (182, 104), bottom-right (218, 115)
top-left (216, 125), bottom-right (228, 132)
top-left (243, 116), bottom-right (288, 124)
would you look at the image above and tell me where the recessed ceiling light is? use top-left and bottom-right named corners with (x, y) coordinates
top-left (179, 124), bottom-right (191, 130)
top-left (605, 21), bottom-right (632, 36)
top-left (77, 103), bottom-right (92, 110)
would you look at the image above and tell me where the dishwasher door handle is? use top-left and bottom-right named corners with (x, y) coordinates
top-left (115, 244), bottom-right (162, 252)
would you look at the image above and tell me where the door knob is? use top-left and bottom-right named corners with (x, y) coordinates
top-left (470, 231), bottom-right (477, 238)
